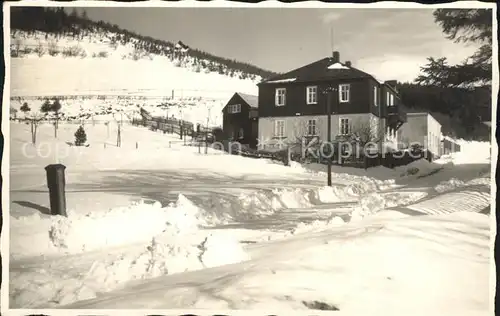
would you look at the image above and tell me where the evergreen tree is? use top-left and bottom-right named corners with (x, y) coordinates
top-left (74, 125), bottom-right (87, 146)
top-left (20, 102), bottom-right (31, 113)
top-left (40, 99), bottom-right (52, 113)
top-left (415, 9), bottom-right (492, 89)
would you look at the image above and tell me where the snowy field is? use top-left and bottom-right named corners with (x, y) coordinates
top-left (7, 120), bottom-right (494, 314)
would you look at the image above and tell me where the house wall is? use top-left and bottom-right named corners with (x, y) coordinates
top-left (398, 114), bottom-right (428, 150)
top-left (427, 114), bottom-right (442, 156)
top-left (258, 78), bottom-right (373, 118)
top-left (258, 113), bottom-right (382, 150)
top-left (222, 94), bottom-right (257, 147)
top-left (397, 113), bottom-right (441, 156)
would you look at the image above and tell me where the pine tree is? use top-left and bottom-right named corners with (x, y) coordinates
top-left (40, 99), bottom-right (52, 113)
top-left (20, 102), bottom-right (31, 113)
top-left (74, 125), bottom-right (87, 146)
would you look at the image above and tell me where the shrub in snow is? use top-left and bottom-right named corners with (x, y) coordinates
top-left (48, 41), bottom-right (59, 56)
top-left (33, 42), bottom-right (46, 57)
top-left (62, 45), bottom-right (84, 58)
top-left (74, 125), bottom-right (87, 146)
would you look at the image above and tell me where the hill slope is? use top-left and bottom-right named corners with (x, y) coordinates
top-left (9, 8), bottom-right (276, 127)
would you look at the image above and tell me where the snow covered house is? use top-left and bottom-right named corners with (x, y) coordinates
top-left (256, 51), bottom-right (407, 152)
top-left (222, 92), bottom-right (259, 149)
top-left (398, 112), bottom-right (443, 158)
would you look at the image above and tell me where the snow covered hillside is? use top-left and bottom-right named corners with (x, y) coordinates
top-left (9, 30), bottom-right (262, 126)
top-left (8, 122), bottom-right (494, 313)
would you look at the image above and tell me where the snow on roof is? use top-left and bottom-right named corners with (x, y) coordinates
top-left (266, 78), bottom-right (297, 83)
top-left (237, 92), bottom-right (258, 109)
top-left (372, 76), bottom-right (385, 84)
top-left (327, 63), bottom-right (349, 70)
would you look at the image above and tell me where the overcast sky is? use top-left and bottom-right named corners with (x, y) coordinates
top-left (75, 7), bottom-right (478, 82)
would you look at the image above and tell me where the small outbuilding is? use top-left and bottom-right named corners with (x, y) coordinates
top-left (222, 92), bottom-right (259, 149)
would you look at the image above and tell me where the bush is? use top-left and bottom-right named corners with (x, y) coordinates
top-left (74, 125), bottom-right (87, 146)
top-left (48, 42), bottom-right (59, 56)
top-left (34, 42), bottom-right (46, 57)
top-left (98, 51), bottom-right (108, 58)
top-left (62, 45), bottom-right (84, 58)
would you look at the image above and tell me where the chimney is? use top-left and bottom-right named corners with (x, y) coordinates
top-left (332, 51), bottom-right (340, 63)
top-left (345, 61), bottom-right (351, 67)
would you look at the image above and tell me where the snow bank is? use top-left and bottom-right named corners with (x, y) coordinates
top-left (202, 188), bottom-right (316, 222)
top-left (10, 194), bottom-right (251, 308)
top-left (350, 191), bottom-right (428, 221)
top-left (11, 194), bottom-right (220, 259)
top-left (291, 216), bottom-right (345, 235)
top-left (396, 158), bottom-right (443, 178)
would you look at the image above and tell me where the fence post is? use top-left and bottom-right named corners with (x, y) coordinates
top-left (44, 164), bottom-right (67, 217)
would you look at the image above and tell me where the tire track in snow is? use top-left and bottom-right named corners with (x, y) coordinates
top-left (405, 190), bottom-right (490, 215)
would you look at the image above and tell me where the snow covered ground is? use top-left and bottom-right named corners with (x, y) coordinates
top-left (7, 121), bottom-right (494, 314)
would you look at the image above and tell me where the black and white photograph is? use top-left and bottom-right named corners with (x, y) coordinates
top-left (2, 1), bottom-right (496, 314)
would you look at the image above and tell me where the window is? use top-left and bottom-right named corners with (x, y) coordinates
top-left (274, 120), bottom-right (285, 137)
top-left (339, 84), bottom-right (350, 103)
top-left (306, 86), bottom-right (318, 104)
top-left (228, 104), bottom-right (241, 113)
top-left (386, 92), bottom-right (394, 107)
top-left (275, 88), bottom-right (286, 106)
top-left (339, 118), bottom-right (350, 135)
top-left (307, 119), bottom-right (317, 136)
top-left (239, 128), bottom-right (244, 139)
top-left (373, 86), bottom-right (378, 106)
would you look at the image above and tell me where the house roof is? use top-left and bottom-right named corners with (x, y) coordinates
top-left (259, 57), bottom-right (376, 85)
top-left (236, 92), bottom-right (258, 109)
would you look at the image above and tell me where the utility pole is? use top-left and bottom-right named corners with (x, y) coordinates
top-left (326, 88), bottom-right (333, 187)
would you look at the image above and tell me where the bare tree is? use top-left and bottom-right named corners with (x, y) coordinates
top-left (27, 111), bottom-right (43, 145)
top-left (342, 117), bottom-right (382, 166)
top-left (204, 103), bottom-right (214, 154)
top-left (289, 119), bottom-right (323, 163)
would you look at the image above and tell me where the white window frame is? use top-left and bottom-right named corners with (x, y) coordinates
top-left (228, 104), bottom-right (241, 114)
top-left (275, 88), bottom-right (286, 106)
top-left (307, 119), bottom-right (317, 136)
top-left (339, 84), bottom-right (350, 103)
top-left (306, 86), bottom-right (318, 105)
top-left (274, 120), bottom-right (285, 138)
top-left (373, 86), bottom-right (378, 106)
top-left (387, 91), bottom-right (395, 107)
top-left (339, 117), bottom-right (350, 135)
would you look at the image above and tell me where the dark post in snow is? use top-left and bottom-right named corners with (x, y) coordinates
top-left (45, 164), bottom-right (67, 217)
top-left (326, 88), bottom-right (333, 187)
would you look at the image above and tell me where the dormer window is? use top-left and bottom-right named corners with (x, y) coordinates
top-left (275, 88), bottom-right (286, 106)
